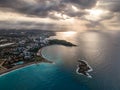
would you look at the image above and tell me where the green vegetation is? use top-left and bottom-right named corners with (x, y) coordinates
top-left (35, 56), bottom-right (43, 62)
top-left (49, 39), bottom-right (77, 46)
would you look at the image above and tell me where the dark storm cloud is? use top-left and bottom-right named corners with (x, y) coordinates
top-left (63, 0), bottom-right (97, 9)
top-left (100, 0), bottom-right (120, 13)
top-left (0, 0), bottom-right (62, 17)
top-left (0, 0), bottom-right (98, 18)
top-left (109, 1), bottom-right (120, 12)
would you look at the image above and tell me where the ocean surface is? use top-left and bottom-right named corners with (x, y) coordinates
top-left (1, 30), bottom-right (120, 90)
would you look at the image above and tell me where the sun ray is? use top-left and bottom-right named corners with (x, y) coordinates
top-left (85, 8), bottom-right (108, 21)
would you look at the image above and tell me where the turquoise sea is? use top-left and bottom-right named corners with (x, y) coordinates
top-left (0, 30), bottom-right (120, 90)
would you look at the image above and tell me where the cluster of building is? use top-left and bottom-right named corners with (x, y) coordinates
top-left (0, 34), bottom-right (50, 69)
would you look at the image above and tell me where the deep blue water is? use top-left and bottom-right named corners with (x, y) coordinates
top-left (1, 30), bottom-right (120, 90)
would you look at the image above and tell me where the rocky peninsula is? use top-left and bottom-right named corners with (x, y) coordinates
top-left (0, 31), bottom-right (76, 75)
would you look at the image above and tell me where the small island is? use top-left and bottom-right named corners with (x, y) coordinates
top-left (76, 60), bottom-right (93, 78)
top-left (0, 30), bottom-right (76, 75)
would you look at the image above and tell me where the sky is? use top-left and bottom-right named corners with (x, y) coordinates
top-left (0, 0), bottom-right (120, 31)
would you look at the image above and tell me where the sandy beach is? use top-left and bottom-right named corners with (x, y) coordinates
top-left (0, 47), bottom-right (53, 76)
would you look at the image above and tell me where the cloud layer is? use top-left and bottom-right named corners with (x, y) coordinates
top-left (0, 0), bottom-right (120, 31)
top-left (0, 0), bottom-right (97, 17)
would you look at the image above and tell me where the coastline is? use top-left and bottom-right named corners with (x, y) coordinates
top-left (76, 60), bottom-right (93, 78)
top-left (0, 47), bottom-right (53, 76)
top-left (0, 40), bottom-right (76, 76)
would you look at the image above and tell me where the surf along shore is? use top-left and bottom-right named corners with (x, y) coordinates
top-left (0, 47), bottom-right (53, 76)
top-left (0, 39), bottom-right (76, 76)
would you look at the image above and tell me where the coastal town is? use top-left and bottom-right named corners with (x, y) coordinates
top-left (0, 30), bottom-right (56, 74)
top-left (0, 30), bottom-right (76, 75)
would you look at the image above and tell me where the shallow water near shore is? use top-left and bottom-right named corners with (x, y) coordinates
top-left (1, 30), bottom-right (120, 90)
